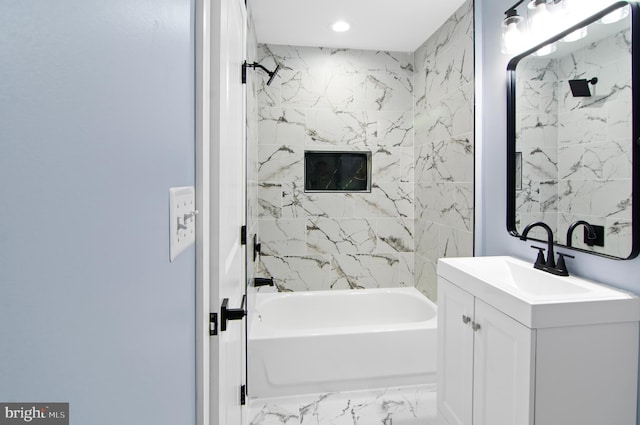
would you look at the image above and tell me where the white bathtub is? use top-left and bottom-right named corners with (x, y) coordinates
top-left (248, 287), bottom-right (437, 398)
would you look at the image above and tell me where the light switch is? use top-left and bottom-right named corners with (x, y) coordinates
top-left (169, 186), bottom-right (197, 262)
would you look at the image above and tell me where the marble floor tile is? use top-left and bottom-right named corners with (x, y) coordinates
top-left (248, 385), bottom-right (443, 425)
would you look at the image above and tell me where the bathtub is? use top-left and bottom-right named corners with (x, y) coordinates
top-left (248, 287), bottom-right (437, 398)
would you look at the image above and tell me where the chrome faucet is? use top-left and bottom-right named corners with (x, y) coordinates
top-left (566, 220), bottom-right (597, 248)
top-left (520, 221), bottom-right (574, 276)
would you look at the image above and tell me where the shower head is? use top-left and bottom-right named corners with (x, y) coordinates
top-left (568, 77), bottom-right (598, 97)
top-left (266, 64), bottom-right (280, 86)
top-left (242, 61), bottom-right (281, 86)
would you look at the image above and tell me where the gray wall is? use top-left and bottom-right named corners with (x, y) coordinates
top-left (0, 1), bottom-right (196, 424)
top-left (475, 1), bottom-right (640, 422)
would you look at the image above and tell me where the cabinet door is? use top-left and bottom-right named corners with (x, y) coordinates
top-left (472, 299), bottom-right (535, 425)
top-left (438, 278), bottom-right (475, 425)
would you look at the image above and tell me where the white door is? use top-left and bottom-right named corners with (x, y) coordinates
top-left (472, 299), bottom-right (535, 425)
top-left (437, 278), bottom-right (475, 425)
top-left (215, 0), bottom-right (247, 422)
top-left (200, 0), bottom-right (247, 423)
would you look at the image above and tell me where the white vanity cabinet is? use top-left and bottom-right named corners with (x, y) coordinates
top-left (438, 279), bottom-right (534, 425)
top-left (437, 257), bottom-right (640, 425)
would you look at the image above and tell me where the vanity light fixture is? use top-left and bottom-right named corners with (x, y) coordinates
top-left (331, 21), bottom-right (350, 32)
top-left (501, 0), bottom-right (607, 55)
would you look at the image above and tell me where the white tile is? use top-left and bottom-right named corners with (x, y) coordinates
top-left (282, 183), bottom-right (355, 219)
top-left (307, 218), bottom-right (377, 255)
top-left (376, 218), bottom-right (414, 253)
top-left (259, 255), bottom-right (331, 292)
top-left (259, 219), bottom-right (306, 256)
top-left (330, 254), bottom-right (400, 289)
top-left (258, 145), bottom-right (304, 183)
top-left (258, 107), bottom-right (307, 146)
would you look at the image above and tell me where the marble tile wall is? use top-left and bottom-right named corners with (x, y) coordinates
top-left (255, 44), bottom-right (416, 291)
top-left (413, 0), bottom-right (475, 300)
top-left (515, 27), bottom-right (632, 257)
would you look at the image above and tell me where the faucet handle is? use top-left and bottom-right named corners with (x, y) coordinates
top-left (530, 245), bottom-right (546, 267)
top-left (555, 252), bottom-right (574, 276)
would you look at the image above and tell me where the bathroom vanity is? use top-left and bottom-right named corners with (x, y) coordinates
top-left (437, 256), bottom-right (640, 425)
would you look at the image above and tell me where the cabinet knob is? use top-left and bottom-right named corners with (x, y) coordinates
top-left (472, 322), bottom-right (481, 332)
top-left (462, 315), bottom-right (471, 324)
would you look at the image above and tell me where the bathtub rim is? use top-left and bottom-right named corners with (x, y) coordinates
top-left (249, 286), bottom-right (437, 339)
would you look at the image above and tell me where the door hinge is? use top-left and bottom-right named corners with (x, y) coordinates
top-left (241, 225), bottom-right (247, 245)
top-left (240, 384), bottom-right (246, 405)
top-left (209, 313), bottom-right (218, 336)
top-left (241, 61), bottom-right (248, 85)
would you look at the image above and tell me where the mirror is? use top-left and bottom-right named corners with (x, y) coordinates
top-left (507, 1), bottom-right (640, 259)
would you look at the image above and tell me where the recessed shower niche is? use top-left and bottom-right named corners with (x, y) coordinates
top-left (304, 150), bottom-right (372, 192)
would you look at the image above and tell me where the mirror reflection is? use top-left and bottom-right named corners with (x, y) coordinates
top-left (509, 3), bottom-right (636, 259)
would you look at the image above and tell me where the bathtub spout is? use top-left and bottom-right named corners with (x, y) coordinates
top-left (254, 277), bottom-right (274, 287)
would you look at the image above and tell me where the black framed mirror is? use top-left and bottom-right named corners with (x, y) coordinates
top-left (507, 1), bottom-right (640, 259)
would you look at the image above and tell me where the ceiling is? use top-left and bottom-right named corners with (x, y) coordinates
top-left (249, 0), bottom-right (469, 52)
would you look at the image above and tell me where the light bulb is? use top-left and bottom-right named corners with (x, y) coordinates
top-left (561, 0), bottom-right (590, 25)
top-left (599, 5), bottom-right (629, 25)
top-left (562, 26), bottom-right (588, 42)
top-left (528, 0), bottom-right (557, 43)
top-left (331, 21), bottom-right (350, 32)
top-left (503, 22), bottom-right (524, 54)
top-left (502, 11), bottom-right (525, 55)
top-left (534, 42), bottom-right (557, 56)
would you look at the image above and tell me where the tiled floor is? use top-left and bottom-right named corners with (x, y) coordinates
top-left (248, 384), bottom-right (444, 425)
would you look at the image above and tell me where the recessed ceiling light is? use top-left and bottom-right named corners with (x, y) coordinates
top-left (331, 21), bottom-right (350, 32)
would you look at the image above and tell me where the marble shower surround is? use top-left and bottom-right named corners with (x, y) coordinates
top-left (413, 0), bottom-right (475, 300)
top-left (256, 44), bottom-right (416, 292)
top-left (255, 0), bottom-right (475, 297)
top-left (515, 26), bottom-right (632, 258)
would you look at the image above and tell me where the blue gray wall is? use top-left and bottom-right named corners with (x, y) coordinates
top-left (476, 1), bottom-right (640, 422)
top-left (0, 1), bottom-right (196, 424)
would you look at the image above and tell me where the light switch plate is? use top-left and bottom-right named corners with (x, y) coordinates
top-left (169, 186), bottom-right (196, 262)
